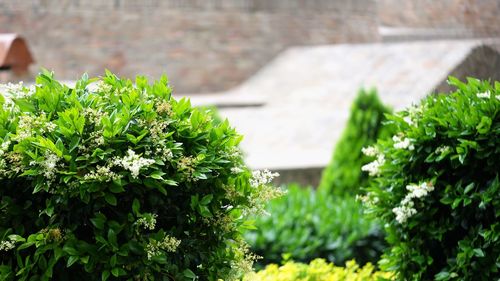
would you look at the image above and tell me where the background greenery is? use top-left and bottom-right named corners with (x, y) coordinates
top-left (245, 90), bottom-right (394, 270)
top-left (245, 185), bottom-right (386, 268)
top-left (319, 89), bottom-right (394, 196)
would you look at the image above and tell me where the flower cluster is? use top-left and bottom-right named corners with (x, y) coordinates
top-left (361, 146), bottom-right (385, 176)
top-left (361, 146), bottom-right (379, 157)
top-left (392, 182), bottom-right (434, 224)
top-left (0, 82), bottom-right (36, 99)
top-left (28, 151), bottom-right (61, 182)
top-left (146, 235), bottom-right (181, 260)
top-left (392, 134), bottom-right (414, 150)
top-left (230, 166), bottom-right (244, 174)
top-left (86, 81), bottom-right (112, 93)
top-left (356, 192), bottom-right (379, 209)
top-left (155, 99), bottom-right (173, 115)
top-left (0, 237), bottom-right (16, 251)
top-left (136, 213), bottom-right (158, 231)
top-left (401, 104), bottom-right (424, 126)
top-left (245, 170), bottom-right (284, 216)
top-left (140, 119), bottom-right (170, 143)
top-left (14, 113), bottom-right (57, 142)
top-left (477, 91), bottom-right (490, 99)
top-left (112, 149), bottom-right (155, 178)
top-left (0, 140), bottom-right (11, 157)
top-left (250, 170), bottom-right (279, 188)
top-left (83, 164), bottom-right (122, 182)
top-left (435, 145), bottom-right (451, 154)
top-left (82, 108), bottom-right (107, 125)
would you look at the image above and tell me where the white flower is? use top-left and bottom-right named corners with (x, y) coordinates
top-left (0, 140), bottom-right (11, 157)
top-left (250, 169), bottom-right (279, 187)
top-left (83, 164), bottom-right (121, 182)
top-left (361, 154), bottom-right (385, 176)
top-left (403, 116), bottom-right (414, 126)
top-left (230, 166), bottom-right (244, 174)
top-left (393, 135), bottom-right (415, 150)
top-left (146, 235), bottom-right (181, 260)
top-left (31, 151), bottom-right (61, 180)
top-left (477, 91), bottom-right (490, 99)
top-left (136, 213), bottom-right (158, 231)
top-left (0, 237), bottom-right (16, 251)
top-left (406, 182), bottom-right (434, 199)
top-left (393, 182), bottom-right (434, 224)
top-left (392, 204), bottom-right (417, 224)
top-left (357, 193), bottom-right (379, 208)
top-left (435, 145), bottom-right (451, 154)
top-left (113, 149), bottom-right (155, 178)
top-left (361, 146), bottom-right (378, 157)
top-left (155, 145), bottom-right (173, 160)
top-left (86, 81), bottom-right (112, 93)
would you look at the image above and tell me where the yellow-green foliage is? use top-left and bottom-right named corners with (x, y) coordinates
top-left (244, 259), bottom-right (393, 281)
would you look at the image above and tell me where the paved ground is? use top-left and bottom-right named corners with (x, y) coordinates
top-left (182, 40), bottom-right (500, 178)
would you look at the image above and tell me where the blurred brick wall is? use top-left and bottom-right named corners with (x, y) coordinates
top-left (378, 0), bottom-right (500, 37)
top-left (0, 0), bottom-right (379, 92)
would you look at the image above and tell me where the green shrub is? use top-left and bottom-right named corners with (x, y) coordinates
top-left (244, 185), bottom-right (385, 268)
top-left (319, 89), bottom-right (394, 195)
top-left (243, 258), bottom-right (393, 281)
top-left (362, 78), bottom-right (500, 280)
top-left (0, 71), bottom-right (280, 281)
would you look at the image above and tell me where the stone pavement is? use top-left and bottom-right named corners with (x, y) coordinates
top-left (182, 40), bottom-right (500, 185)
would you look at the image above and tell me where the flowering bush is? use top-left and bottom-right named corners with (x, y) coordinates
top-left (243, 258), bottom-right (393, 281)
top-left (319, 89), bottom-right (394, 195)
top-left (245, 185), bottom-right (385, 268)
top-left (362, 78), bottom-right (500, 280)
top-left (0, 71), bottom-right (281, 280)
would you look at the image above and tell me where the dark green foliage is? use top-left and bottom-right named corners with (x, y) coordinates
top-left (363, 78), bottom-right (500, 280)
top-left (319, 89), bottom-right (394, 195)
top-left (0, 71), bottom-right (274, 281)
top-left (245, 185), bottom-right (386, 268)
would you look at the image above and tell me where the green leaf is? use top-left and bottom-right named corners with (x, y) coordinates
top-left (183, 269), bottom-right (197, 279)
top-left (199, 205), bottom-right (212, 218)
top-left (132, 199), bottom-right (140, 216)
top-left (62, 245), bottom-right (79, 256)
top-left (473, 248), bottom-right (485, 257)
top-left (200, 194), bottom-right (213, 205)
top-left (464, 183), bottom-right (475, 194)
top-left (101, 270), bottom-right (110, 281)
top-left (66, 256), bottom-right (79, 267)
top-left (435, 271), bottom-right (450, 280)
top-left (90, 215), bottom-right (106, 230)
top-left (104, 194), bottom-right (117, 206)
top-left (476, 116), bottom-right (492, 134)
top-left (110, 255), bottom-right (117, 267)
top-left (111, 267), bottom-right (126, 277)
top-left (149, 170), bottom-right (165, 180)
top-left (107, 229), bottom-right (118, 249)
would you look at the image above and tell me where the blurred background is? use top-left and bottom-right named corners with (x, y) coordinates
top-left (2, 0), bottom-right (500, 271)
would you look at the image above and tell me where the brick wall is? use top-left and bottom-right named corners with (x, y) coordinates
top-left (0, 0), bottom-right (379, 92)
top-left (378, 0), bottom-right (500, 37)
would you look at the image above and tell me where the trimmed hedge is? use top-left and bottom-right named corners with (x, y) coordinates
top-left (319, 89), bottom-right (393, 195)
top-left (244, 258), bottom-right (393, 281)
top-left (362, 78), bottom-right (500, 280)
top-left (0, 71), bottom-right (280, 281)
top-left (244, 185), bottom-right (385, 268)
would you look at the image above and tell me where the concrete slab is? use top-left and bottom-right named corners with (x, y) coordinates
top-left (199, 40), bottom-right (500, 182)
